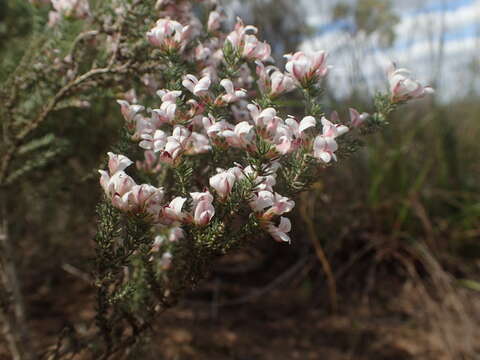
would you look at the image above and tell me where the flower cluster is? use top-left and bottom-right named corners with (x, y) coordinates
top-left (32, 0), bottom-right (91, 26)
top-left (99, 4), bottom-right (433, 253)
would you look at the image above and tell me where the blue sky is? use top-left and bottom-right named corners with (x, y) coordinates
top-left (302, 0), bottom-right (480, 100)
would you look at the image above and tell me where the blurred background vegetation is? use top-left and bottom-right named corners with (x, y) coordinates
top-left (1, 0), bottom-right (479, 359)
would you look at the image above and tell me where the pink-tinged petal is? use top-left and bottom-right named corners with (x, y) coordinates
top-left (107, 152), bottom-right (133, 174)
top-left (349, 108), bottom-right (369, 127)
top-left (319, 151), bottom-right (332, 163)
top-left (195, 75), bottom-right (211, 95)
top-left (209, 170), bottom-right (236, 199)
top-left (190, 191), bottom-right (214, 206)
top-left (220, 79), bottom-right (234, 94)
top-left (266, 217), bottom-right (292, 243)
top-left (99, 170), bottom-right (110, 194)
top-left (250, 190), bottom-right (274, 212)
top-left (193, 200), bottom-right (215, 226)
top-left (276, 137), bottom-right (292, 155)
top-left (182, 74), bottom-right (198, 93)
top-left (299, 116), bottom-right (316, 133)
top-left (278, 217), bottom-right (292, 233)
top-left (336, 125), bottom-right (349, 136)
top-left (164, 197), bottom-right (187, 221)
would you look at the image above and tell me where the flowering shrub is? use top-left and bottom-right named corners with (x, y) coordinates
top-left (99, 10), bottom-right (433, 242)
top-left (1, 0), bottom-right (433, 358)
top-left (92, 2), bottom-right (433, 355)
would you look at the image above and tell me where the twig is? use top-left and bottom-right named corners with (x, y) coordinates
top-left (0, 62), bottom-right (130, 184)
top-left (299, 192), bottom-right (338, 313)
top-left (62, 264), bottom-right (91, 284)
top-left (0, 199), bottom-right (36, 360)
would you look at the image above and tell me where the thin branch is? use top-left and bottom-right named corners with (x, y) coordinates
top-left (0, 62), bottom-right (130, 185)
top-left (0, 198), bottom-right (36, 360)
top-left (299, 192), bottom-right (338, 313)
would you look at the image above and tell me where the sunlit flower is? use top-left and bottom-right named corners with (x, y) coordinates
top-left (203, 115), bottom-right (233, 139)
top-left (151, 90), bottom-right (182, 125)
top-left (209, 168), bottom-right (238, 200)
top-left (163, 197), bottom-right (188, 223)
top-left (250, 190), bottom-right (295, 220)
top-left (99, 170), bottom-right (130, 198)
top-left (274, 116), bottom-right (316, 154)
top-left (139, 130), bottom-right (168, 153)
top-left (182, 74), bottom-right (211, 97)
top-left (226, 18), bottom-right (271, 62)
top-left (49, 0), bottom-right (90, 26)
top-left (349, 108), bottom-right (369, 128)
top-left (247, 104), bottom-right (281, 135)
top-left (312, 117), bottom-right (349, 163)
top-left (122, 184), bottom-right (164, 215)
top-left (256, 61), bottom-right (295, 98)
top-left (107, 152), bottom-right (133, 175)
top-left (219, 79), bottom-right (247, 104)
top-left (266, 217), bottom-right (292, 243)
top-left (388, 64), bottom-right (434, 103)
top-left (147, 19), bottom-right (191, 52)
top-left (221, 121), bottom-right (254, 149)
top-left (117, 100), bottom-right (145, 128)
top-left (284, 51), bottom-right (330, 86)
top-left (191, 191), bottom-right (215, 226)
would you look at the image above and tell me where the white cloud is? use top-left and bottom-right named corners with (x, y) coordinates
top-left (300, 0), bottom-right (480, 101)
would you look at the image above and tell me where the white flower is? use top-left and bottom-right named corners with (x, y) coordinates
top-left (284, 51), bottom-right (330, 86)
top-left (256, 61), bottom-right (296, 98)
top-left (139, 130), bottom-right (168, 152)
top-left (99, 170), bottom-right (136, 211)
top-left (107, 152), bottom-right (133, 174)
top-left (163, 197), bottom-right (188, 222)
top-left (242, 35), bottom-right (271, 62)
top-left (219, 79), bottom-right (247, 103)
top-left (186, 132), bottom-right (211, 154)
top-left (49, 0), bottom-right (90, 24)
top-left (247, 104), bottom-right (281, 134)
top-left (203, 115), bottom-right (233, 139)
top-left (221, 121), bottom-right (254, 148)
top-left (116, 100), bottom-right (145, 124)
top-left (250, 190), bottom-right (295, 219)
top-left (147, 19), bottom-right (190, 52)
top-left (209, 168), bottom-right (238, 199)
top-left (182, 74), bottom-right (211, 97)
top-left (388, 64), bottom-right (434, 103)
top-left (321, 117), bottom-right (348, 138)
top-left (312, 117), bottom-right (348, 163)
top-left (313, 136), bottom-right (338, 163)
top-left (349, 108), bottom-right (369, 128)
top-left (191, 191), bottom-right (215, 226)
top-left (266, 217), bottom-right (292, 243)
top-left (226, 18), bottom-right (271, 61)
